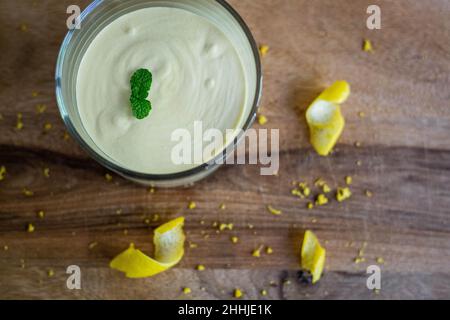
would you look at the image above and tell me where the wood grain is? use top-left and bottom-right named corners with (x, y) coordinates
top-left (0, 0), bottom-right (450, 299)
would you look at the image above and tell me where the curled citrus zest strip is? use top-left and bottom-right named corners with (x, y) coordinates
top-left (301, 230), bottom-right (326, 284)
top-left (110, 217), bottom-right (185, 278)
top-left (306, 81), bottom-right (350, 156)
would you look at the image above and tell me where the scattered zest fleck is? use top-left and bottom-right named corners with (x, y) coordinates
top-left (16, 113), bottom-right (24, 130)
top-left (315, 194), bottom-right (329, 206)
top-left (182, 287), bottom-right (191, 295)
top-left (89, 242), bottom-right (98, 250)
top-left (233, 288), bottom-right (243, 299)
top-left (47, 269), bottom-right (55, 277)
top-left (105, 173), bottom-right (113, 182)
top-left (0, 166), bottom-right (6, 181)
top-left (43, 123), bottom-right (52, 133)
top-left (36, 104), bottom-right (47, 114)
top-left (363, 39), bottom-right (373, 52)
top-left (259, 45), bottom-right (269, 57)
top-left (336, 187), bottom-right (352, 202)
top-left (365, 190), bottom-right (373, 198)
top-left (43, 168), bottom-right (50, 178)
top-left (258, 114), bottom-right (268, 125)
top-left (37, 210), bottom-right (45, 219)
top-left (23, 188), bottom-right (34, 197)
top-left (345, 176), bottom-right (353, 185)
top-left (252, 246), bottom-right (263, 258)
top-left (196, 264), bottom-right (205, 271)
top-left (27, 223), bottom-right (35, 233)
top-left (267, 205), bottom-right (282, 215)
top-left (230, 236), bottom-right (239, 244)
top-left (188, 201), bottom-right (196, 210)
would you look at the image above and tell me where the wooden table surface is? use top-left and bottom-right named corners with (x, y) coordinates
top-left (1, 0), bottom-right (450, 300)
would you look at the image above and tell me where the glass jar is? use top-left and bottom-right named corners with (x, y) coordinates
top-left (56, 0), bottom-right (262, 187)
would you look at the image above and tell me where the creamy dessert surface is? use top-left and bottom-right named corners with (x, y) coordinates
top-left (76, 7), bottom-right (247, 174)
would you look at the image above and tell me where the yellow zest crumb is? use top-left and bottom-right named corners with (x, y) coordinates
top-left (302, 186), bottom-right (311, 197)
top-left (36, 104), bottom-right (47, 114)
top-left (20, 23), bottom-right (28, 32)
top-left (27, 223), bottom-right (35, 233)
top-left (291, 188), bottom-right (303, 198)
top-left (233, 288), bottom-right (243, 299)
top-left (358, 111), bottom-right (366, 118)
top-left (63, 132), bottom-right (70, 141)
top-left (219, 223), bottom-right (233, 231)
top-left (365, 190), bottom-right (373, 198)
top-left (43, 122), bottom-right (52, 132)
top-left (4, 245), bottom-right (9, 251)
top-left (153, 214), bottom-right (160, 222)
top-left (37, 210), bottom-right (45, 219)
top-left (315, 194), bottom-right (328, 206)
top-left (89, 242), bottom-right (98, 250)
top-left (266, 247), bottom-right (273, 255)
top-left (307, 202), bottom-right (314, 210)
top-left (189, 242), bottom-right (198, 249)
top-left (259, 45), bottom-right (269, 57)
top-left (16, 113), bottom-right (24, 130)
top-left (23, 188), bottom-right (34, 197)
top-left (261, 289), bottom-right (268, 296)
top-left (336, 187), bottom-right (352, 202)
top-left (43, 168), bottom-right (50, 178)
top-left (354, 257), bottom-right (366, 264)
top-left (0, 166), bottom-right (6, 181)
top-left (322, 184), bottom-right (331, 194)
top-left (188, 201), bottom-right (196, 210)
top-left (345, 176), bottom-right (353, 185)
top-left (376, 257), bottom-right (385, 264)
top-left (231, 236), bottom-right (239, 244)
top-left (105, 173), bottom-right (113, 182)
top-left (219, 203), bottom-right (226, 210)
top-left (363, 39), bottom-right (373, 52)
top-left (196, 265), bottom-right (205, 271)
top-left (47, 269), bottom-right (55, 277)
top-left (252, 246), bottom-right (263, 258)
top-left (182, 287), bottom-right (191, 294)
top-left (314, 178), bottom-right (325, 187)
top-left (32, 91), bottom-right (39, 97)
top-left (267, 205), bottom-right (282, 215)
top-left (258, 114), bottom-right (268, 125)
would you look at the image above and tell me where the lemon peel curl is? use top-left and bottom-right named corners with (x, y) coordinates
top-left (110, 217), bottom-right (186, 278)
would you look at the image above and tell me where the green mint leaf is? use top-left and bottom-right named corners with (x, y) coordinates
top-left (129, 68), bottom-right (153, 119)
top-left (130, 97), bottom-right (152, 120)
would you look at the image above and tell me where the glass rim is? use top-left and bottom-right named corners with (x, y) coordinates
top-left (55, 0), bottom-right (263, 182)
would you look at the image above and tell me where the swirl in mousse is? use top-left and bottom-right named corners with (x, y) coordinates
top-left (76, 7), bottom-right (248, 174)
